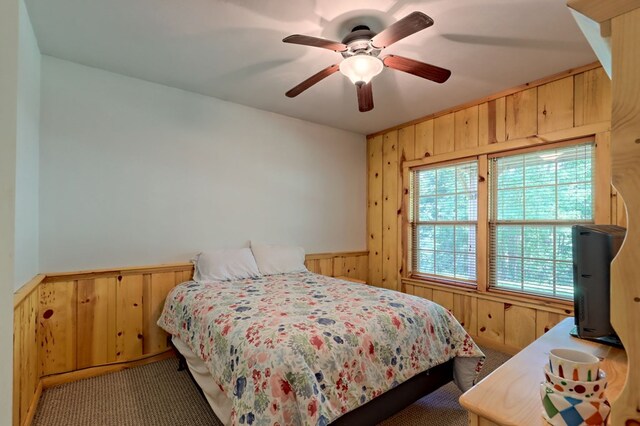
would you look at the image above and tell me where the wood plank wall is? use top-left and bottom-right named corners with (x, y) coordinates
top-left (13, 251), bottom-right (367, 426)
top-left (367, 63), bottom-right (622, 352)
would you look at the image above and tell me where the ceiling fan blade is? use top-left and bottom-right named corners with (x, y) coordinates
top-left (371, 11), bottom-right (434, 49)
top-left (382, 55), bottom-right (451, 83)
top-left (285, 64), bottom-right (340, 98)
top-left (283, 34), bottom-right (348, 52)
top-left (356, 82), bottom-right (374, 112)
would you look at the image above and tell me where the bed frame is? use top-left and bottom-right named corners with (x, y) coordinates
top-left (172, 340), bottom-right (454, 425)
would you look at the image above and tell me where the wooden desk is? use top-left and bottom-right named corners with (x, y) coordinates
top-left (459, 318), bottom-right (627, 425)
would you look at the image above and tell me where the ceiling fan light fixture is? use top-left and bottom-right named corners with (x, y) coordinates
top-left (339, 54), bottom-right (383, 85)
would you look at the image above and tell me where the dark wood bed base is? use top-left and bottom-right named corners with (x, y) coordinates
top-left (171, 339), bottom-right (454, 425)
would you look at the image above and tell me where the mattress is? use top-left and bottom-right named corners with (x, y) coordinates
top-left (158, 272), bottom-right (484, 425)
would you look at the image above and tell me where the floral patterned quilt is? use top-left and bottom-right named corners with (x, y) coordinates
top-left (158, 272), bottom-right (484, 426)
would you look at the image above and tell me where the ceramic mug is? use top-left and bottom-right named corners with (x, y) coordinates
top-left (544, 364), bottom-right (607, 400)
top-left (540, 383), bottom-right (610, 426)
top-left (549, 348), bottom-right (600, 382)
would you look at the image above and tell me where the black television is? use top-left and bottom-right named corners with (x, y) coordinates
top-left (571, 224), bottom-right (625, 347)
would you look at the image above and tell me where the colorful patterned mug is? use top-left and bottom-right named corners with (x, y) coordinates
top-left (544, 365), bottom-right (607, 400)
top-left (549, 349), bottom-right (600, 382)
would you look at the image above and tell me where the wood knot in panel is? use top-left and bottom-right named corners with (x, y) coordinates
top-left (43, 309), bottom-right (54, 319)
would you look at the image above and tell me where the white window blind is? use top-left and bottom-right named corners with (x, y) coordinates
top-left (411, 161), bottom-right (478, 283)
top-left (489, 143), bottom-right (594, 298)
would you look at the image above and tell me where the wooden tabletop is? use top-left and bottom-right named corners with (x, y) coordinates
top-left (459, 318), bottom-right (628, 426)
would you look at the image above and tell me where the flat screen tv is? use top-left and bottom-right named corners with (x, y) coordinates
top-left (571, 224), bottom-right (625, 347)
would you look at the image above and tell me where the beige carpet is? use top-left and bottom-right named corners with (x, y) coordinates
top-left (33, 346), bottom-right (509, 426)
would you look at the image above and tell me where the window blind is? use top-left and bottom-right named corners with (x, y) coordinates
top-left (488, 142), bottom-right (594, 298)
top-left (411, 160), bottom-right (478, 282)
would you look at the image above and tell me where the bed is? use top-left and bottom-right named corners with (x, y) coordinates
top-left (158, 271), bottom-right (484, 425)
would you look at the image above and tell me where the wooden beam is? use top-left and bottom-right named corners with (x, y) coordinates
top-left (567, 0), bottom-right (640, 22)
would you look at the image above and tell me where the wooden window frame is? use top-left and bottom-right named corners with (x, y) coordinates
top-left (487, 139), bottom-right (595, 300)
top-left (409, 158), bottom-right (480, 287)
top-left (402, 127), bottom-right (610, 306)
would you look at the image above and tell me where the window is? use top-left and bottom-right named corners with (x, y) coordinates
top-left (410, 160), bottom-right (478, 283)
top-left (489, 143), bottom-right (594, 299)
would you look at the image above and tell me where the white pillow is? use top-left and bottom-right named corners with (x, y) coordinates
top-left (250, 242), bottom-right (307, 275)
top-left (193, 248), bottom-right (261, 282)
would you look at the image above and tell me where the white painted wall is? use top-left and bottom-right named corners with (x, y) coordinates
top-left (15, 0), bottom-right (40, 289)
top-left (0, 0), bottom-right (19, 422)
top-left (40, 56), bottom-right (366, 272)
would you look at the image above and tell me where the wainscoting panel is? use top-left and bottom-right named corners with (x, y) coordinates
top-left (404, 280), bottom-right (573, 354)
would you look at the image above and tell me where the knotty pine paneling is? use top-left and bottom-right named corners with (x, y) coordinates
top-left (368, 64), bottom-right (612, 355)
top-left (434, 114), bottom-right (455, 154)
top-left (574, 67), bottom-right (611, 126)
top-left (382, 131), bottom-right (399, 291)
top-left (506, 87), bottom-right (537, 140)
top-left (454, 106), bottom-right (479, 150)
top-left (367, 135), bottom-right (384, 287)
top-left (405, 282), bottom-right (572, 352)
top-left (14, 289), bottom-right (39, 426)
top-left (414, 120), bottom-right (434, 159)
top-left (39, 280), bottom-right (77, 376)
top-left (537, 76), bottom-right (575, 134)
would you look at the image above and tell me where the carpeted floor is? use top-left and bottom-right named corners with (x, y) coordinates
top-left (33, 346), bottom-right (510, 426)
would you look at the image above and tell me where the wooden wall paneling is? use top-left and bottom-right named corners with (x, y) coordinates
top-left (39, 280), bottom-right (77, 376)
top-left (595, 132), bottom-right (612, 224)
top-left (413, 285), bottom-right (433, 300)
top-left (355, 255), bottom-right (368, 282)
top-left (537, 76), bottom-right (575, 133)
top-left (180, 269), bottom-right (193, 283)
top-left (453, 294), bottom-right (478, 335)
top-left (367, 135), bottom-right (384, 287)
top-left (574, 67), bottom-right (612, 126)
top-left (414, 120), bottom-right (434, 159)
top-left (143, 272), bottom-right (178, 355)
top-left (454, 106), bottom-right (479, 150)
top-left (76, 277), bottom-right (116, 369)
top-left (322, 258), bottom-right (335, 276)
top-left (404, 284), bottom-right (415, 295)
top-left (23, 291), bottom-right (38, 425)
top-left (334, 254), bottom-right (368, 281)
top-left (13, 304), bottom-right (21, 426)
top-left (398, 126), bottom-right (415, 280)
top-left (305, 259), bottom-right (319, 273)
top-left (432, 289), bottom-right (454, 312)
top-left (535, 311), bottom-right (569, 338)
top-left (504, 305), bottom-right (537, 350)
top-left (433, 114), bottom-right (455, 155)
top-left (477, 299), bottom-right (505, 344)
top-left (305, 258), bottom-right (332, 275)
top-left (479, 98), bottom-right (507, 145)
top-left (332, 257), bottom-right (345, 277)
top-left (505, 88), bottom-right (537, 140)
top-left (382, 131), bottom-right (399, 290)
top-left (115, 274), bottom-right (144, 361)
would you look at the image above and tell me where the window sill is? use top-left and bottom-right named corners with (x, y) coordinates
top-left (402, 276), bottom-right (574, 315)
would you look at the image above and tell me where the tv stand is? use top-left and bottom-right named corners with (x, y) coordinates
top-left (460, 318), bottom-right (627, 425)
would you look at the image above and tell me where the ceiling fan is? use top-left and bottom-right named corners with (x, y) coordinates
top-left (282, 11), bottom-right (451, 112)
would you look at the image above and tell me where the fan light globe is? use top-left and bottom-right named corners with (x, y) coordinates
top-left (339, 54), bottom-right (384, 85)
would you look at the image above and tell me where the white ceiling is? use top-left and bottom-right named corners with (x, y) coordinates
top-left (25, 0), bottom-right (596, 135)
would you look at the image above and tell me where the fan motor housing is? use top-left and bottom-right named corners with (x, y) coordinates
top-left (341, 25), bottom-right (379, 58)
